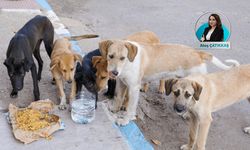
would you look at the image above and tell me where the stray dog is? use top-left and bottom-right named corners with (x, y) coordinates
top-left (99, 40), bottom-right (239, 126)
top-left (74, 31), bottom-right (161, 108)
top-left (165, 64), bottom-right (250, 150)
top-left (50, 38), bottom-right (82, 110)
top-left (4, 15), bottom-right (54, 100)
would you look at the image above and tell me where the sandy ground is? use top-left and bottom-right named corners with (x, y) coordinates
top-left (47, 0), bottom-right (250, 149)
top-left (1, 0), bottom-right (250, 149)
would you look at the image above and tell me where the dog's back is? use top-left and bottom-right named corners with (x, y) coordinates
top-left (124, 31), bottom-right (160, 44)
top-left (51, 38), bottom-right (72, 58)
top-left (186, 64), bottom-right (250, 111)
top-left (17, 15), bottom-right (54, 57)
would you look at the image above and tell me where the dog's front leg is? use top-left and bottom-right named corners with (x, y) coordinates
top-left (116, 83), bottom-right (140, 126)
top-left (193, 114), bottom-right (212, 150)
top-left (181, 114), bottom-right (199, 150)
top-left (30, 64), bottom-right (40, 100)
top-left (109, 78), bottom-right (127, 113)
top-left (69, 80), bottom-right (77, 105)
top-left (10, 89), bottom-right (18, 98)
top-left (158, 79), bottom-right (166, 94)
top-left (55, 78), bottom-right (67, 110)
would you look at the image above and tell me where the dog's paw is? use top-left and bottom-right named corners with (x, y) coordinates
top-left (37, 76), bottom-right (41, 81)
top-left (243, 126), bottom-right (250, 134)
top-left (58, 104), bottom-right (67, 110)
top-left (180, 144), bottom-right (189, 150)
top-left (120, 105), bottom-right (127, 111)
top-left (107, 100), bottom-right (120, 113)
top-left (158, 88), bottom-right (165, 94)
top-left (10, 91), bottom-right (18, 98)
top-left (104, 92), bottom-right (114, 99)
top-left (116, 117), bottom-right (130, 126)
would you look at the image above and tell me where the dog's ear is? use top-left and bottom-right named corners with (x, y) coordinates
top-left (165, 79), bottom-right (178, 96)
top-left (192, 82), bottom-right (203, 101)
top-left (3, 59), bottom-right (9, 67)
top-left (92, 56), bottom-right (102, 68)
top-left (50, 58), bottom-right (60, 71)
top-left (3, 57), bottom-right (14, 67)
top-left (99, 40), bottom-right (113, 58)
top-left (74, 53), bottom-right (82, 62)
top-left (24, 59), bottom-right (33, 72)
top-left (125, 42), bottom-right (138, 62)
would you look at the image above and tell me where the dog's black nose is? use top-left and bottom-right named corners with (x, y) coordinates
top-left (67, 80), bottom-right (72, 84)
top-left (174, 104), bottom-right (185, 113)
top-left (112, 70), bottom-right (119, 76)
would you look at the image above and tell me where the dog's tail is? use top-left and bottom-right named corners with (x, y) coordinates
top-left (198, 51), bottom-right (240, 70)
top-left (65, 34), bottom-right (99, 41)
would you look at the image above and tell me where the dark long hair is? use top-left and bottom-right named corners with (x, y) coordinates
top-left (208, 14), bottom-right (222, 29)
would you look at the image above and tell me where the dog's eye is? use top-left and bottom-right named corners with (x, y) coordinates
top-left (109, 55), bottom-right (114, 59)
top-left (71, 68), bottom-right (73, 71)
top-left (101, 76), bottom-right (106, 80)
top-left (120, 57), bottom-right (125, 61)
top-left (173, 90), bottom-right (180, 97)
top-left (63, 69), bottom-right (66, 72)
top-left (185, 92), bottom-right (191, 98)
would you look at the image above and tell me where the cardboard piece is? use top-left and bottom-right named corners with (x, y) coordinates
top-left (8, 99), bottom-right (62, 144)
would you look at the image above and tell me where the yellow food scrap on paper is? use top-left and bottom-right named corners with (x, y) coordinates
top-left (15, 108), bottom-right (58, 131)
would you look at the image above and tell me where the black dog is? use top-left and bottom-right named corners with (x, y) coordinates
top-left (74, 49), bottom-right (115, 109)
top-left (4, 15), bottom-right (54, 100)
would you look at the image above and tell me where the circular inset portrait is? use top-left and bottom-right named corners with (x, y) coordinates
top-left (195, 12), bottom-right (231, 42)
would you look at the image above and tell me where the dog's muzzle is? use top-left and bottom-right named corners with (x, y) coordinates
top-left (111, 70), bottom-right (118, 76)
top-left (174, 104), bottom-right (186, 114)
top-left (109, 71), bottom-right (117, 79)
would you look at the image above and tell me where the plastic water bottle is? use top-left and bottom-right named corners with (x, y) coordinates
top-left (71, 90), bottom-right (95, 124)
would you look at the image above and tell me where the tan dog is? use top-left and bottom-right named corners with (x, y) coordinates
top-left (50, 38), bottom-right (82, 110)
top-left (99, 40), bottom-right (239, 126)
top-left (93, 31), bottom-right (163, 92)
top-left (165, 65), bottom-right (250, 150)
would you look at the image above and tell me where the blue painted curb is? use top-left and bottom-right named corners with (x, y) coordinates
top-left (36, 0), bottom-right (154, 149)
top-left (115, 122), bottom-right (154, 150)
top-left (35, 0), bottom-right (52, 11)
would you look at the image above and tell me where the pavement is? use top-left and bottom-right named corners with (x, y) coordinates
top-left (0, 1), bottom-right (152, 150)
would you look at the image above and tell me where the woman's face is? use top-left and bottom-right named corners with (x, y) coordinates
top-left (209, 16), bottom-right (217, 27)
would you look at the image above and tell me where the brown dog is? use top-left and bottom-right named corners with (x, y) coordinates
top-left (165, 65), bottom-right (250, 150)
top-left (50, 38), bottom-right (82, 110)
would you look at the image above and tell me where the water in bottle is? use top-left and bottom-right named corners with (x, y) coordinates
top-left (71, 90), bottom-right (95, 124)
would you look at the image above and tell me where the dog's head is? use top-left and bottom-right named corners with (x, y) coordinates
top-left (165, 78), bottom-right (203, 115)
top-left (74, 61), bottom-right (97, 94)
top-left (99, 40), bottom-right (138, 78)
top-left (50, 53), bottom-right (82, 83)
top-left (92, 56), bottom-right (109, 92)
top-left (3, 57), bottom-right (32, 91)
